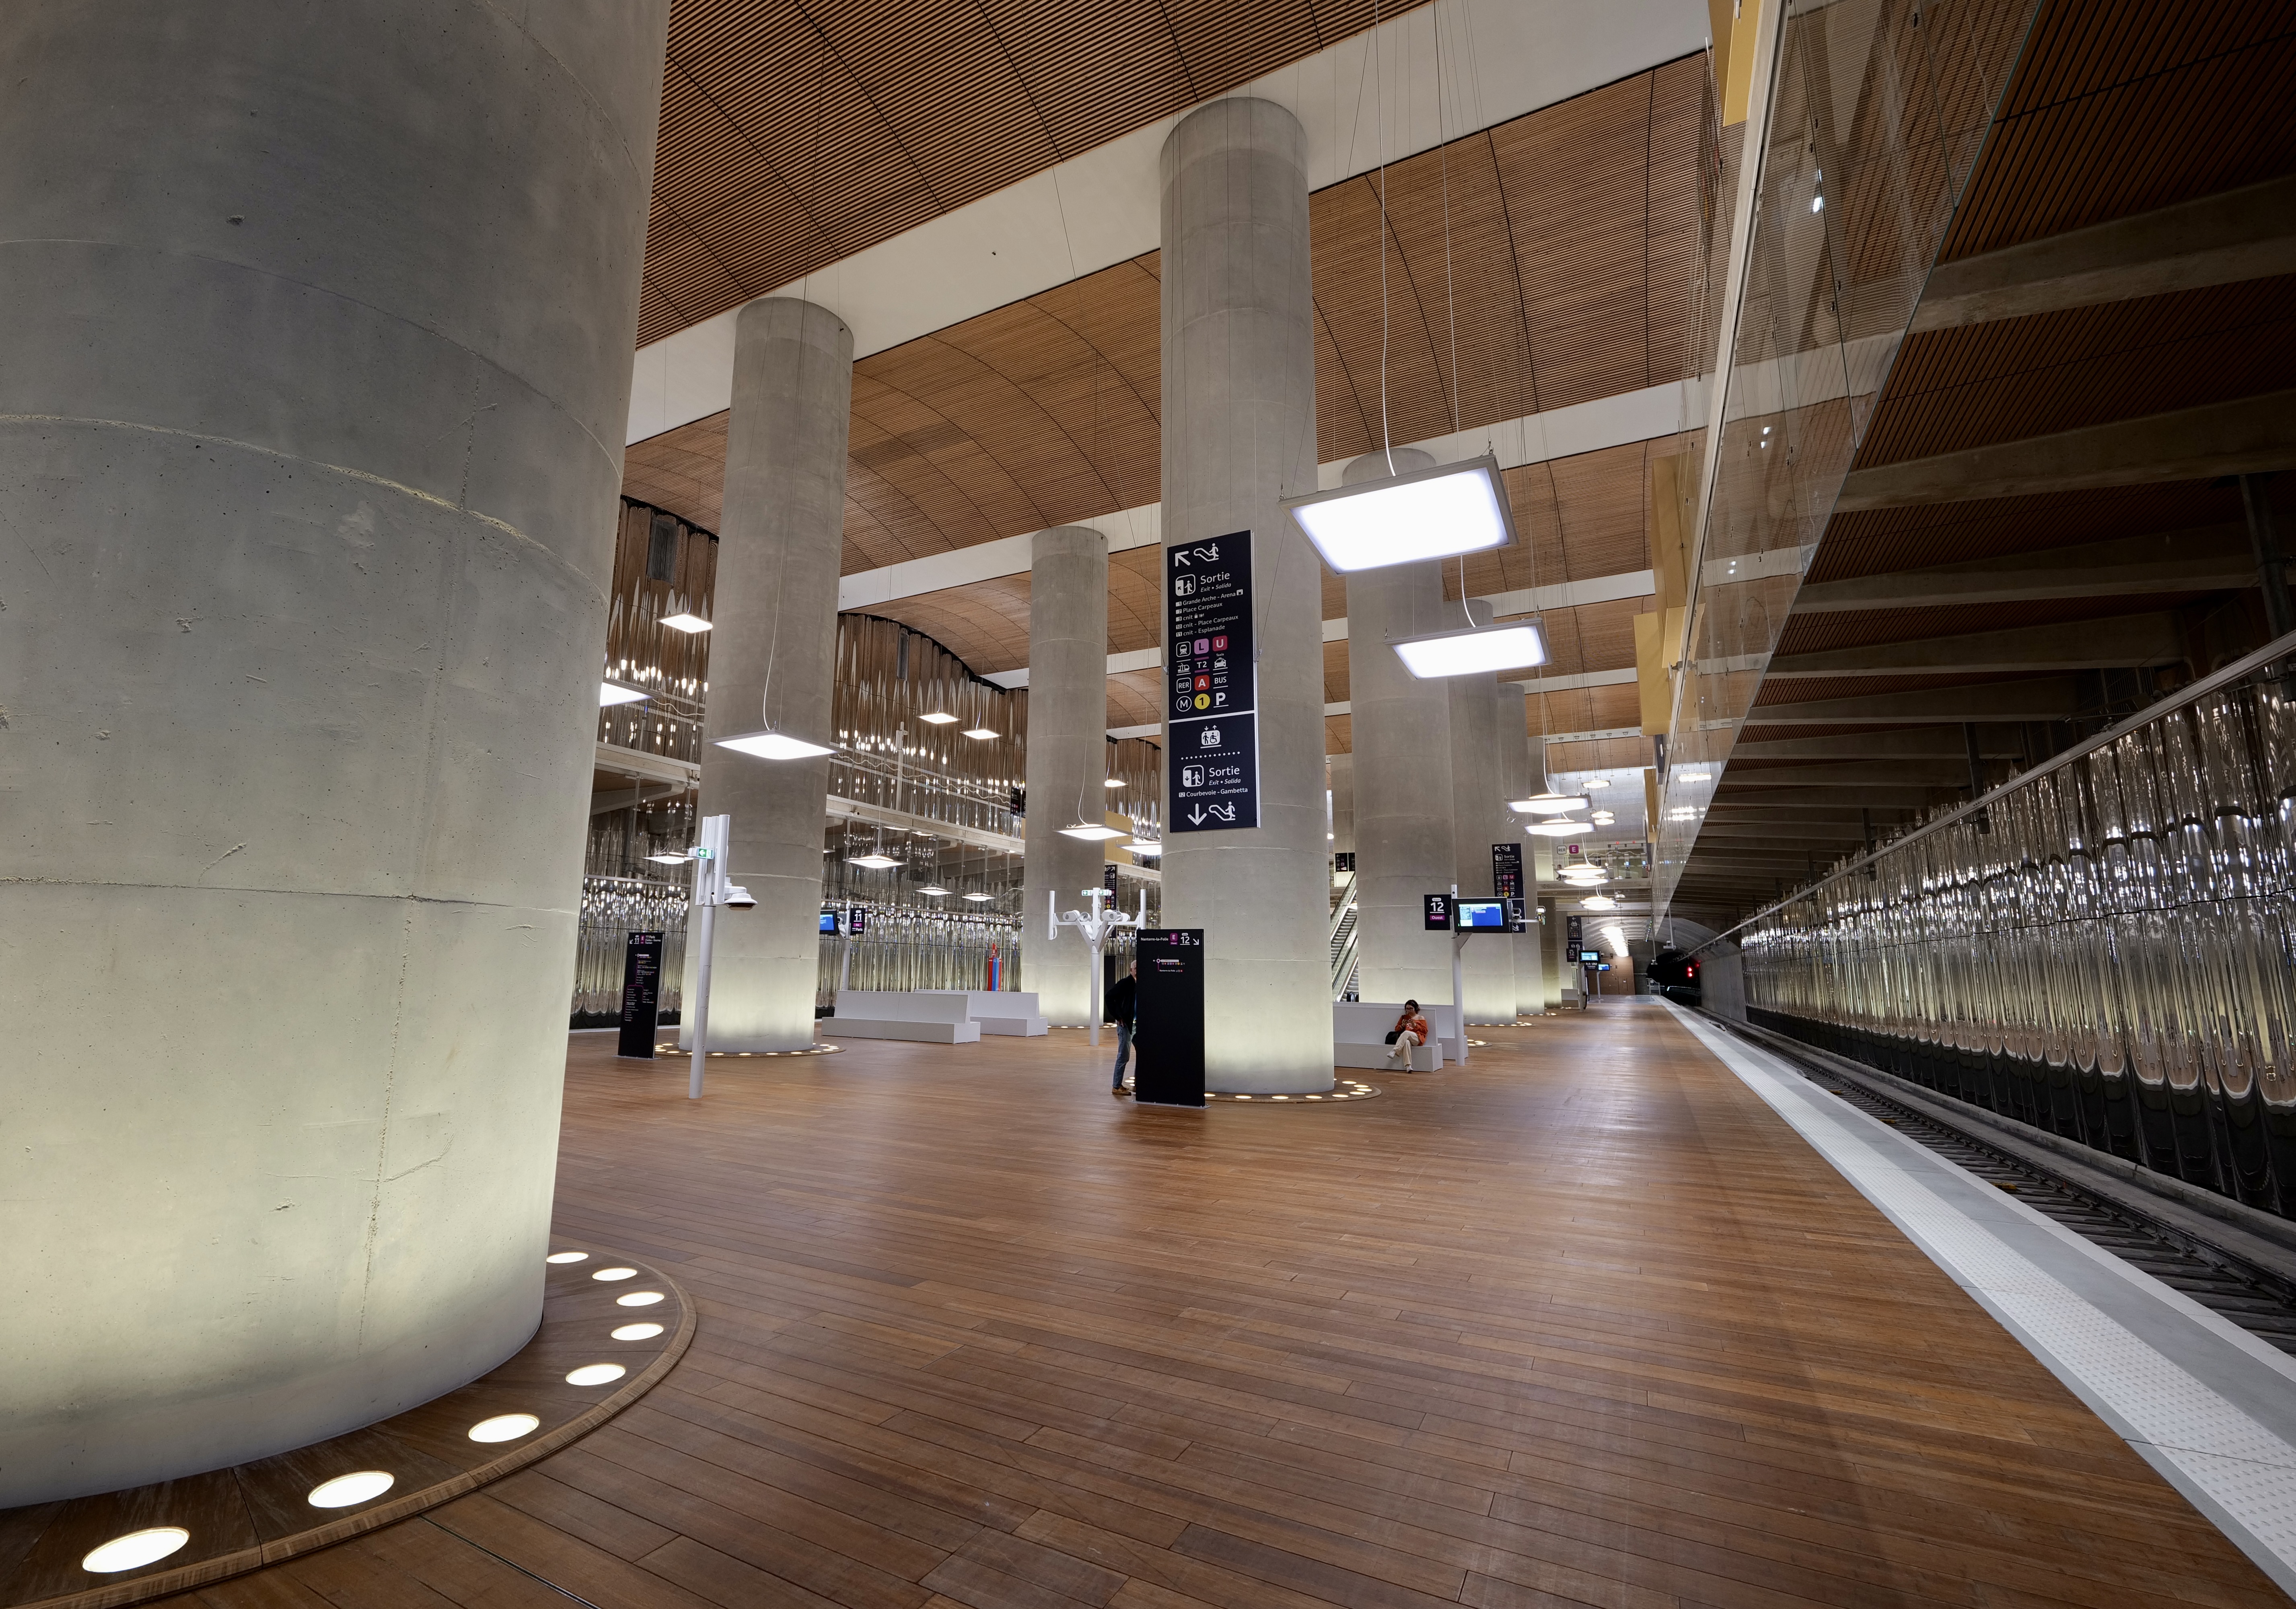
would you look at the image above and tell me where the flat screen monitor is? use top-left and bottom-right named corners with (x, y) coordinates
top-left (819, 911), bottom-right (839, 934)
top-left (1578, 949), bottom-right (1602, 963)
top-left (1455, 898), bottom-right (1507, 930)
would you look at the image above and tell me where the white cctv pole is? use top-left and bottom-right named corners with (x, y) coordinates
top-left (1449, 882), bottom-right (1469, 1066)
top-left (687, 813), bottom-right (730, 1101)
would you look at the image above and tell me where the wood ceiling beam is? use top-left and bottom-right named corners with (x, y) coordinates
top-left (1747, 675), bottom-right (2083, 725)
top-left (1835, 391), bottom-right (2296, 512)
top-left (1701, 759), bottom-right (1976, 789)
top-left (1707, 785), bottom-right (1954, 807)
top-left (1909, 175), bottom-right (2296, 335)
top-left (1731, 727), bottom-right (2024, 761)
top-left (1789, 525), bottom-right (2253, 613)
top-left (1762, 612), bottom-right (2179, 679)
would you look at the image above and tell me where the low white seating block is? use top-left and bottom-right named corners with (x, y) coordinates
top-left (829, 991), bottom-right (981, 1044)
top-left (1333, 1001), bottom-right (1463, 1071)
top-left (919, 989), bottom-right (1049, 1036)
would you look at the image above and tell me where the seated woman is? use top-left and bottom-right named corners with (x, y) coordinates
top-left (1386, 1000), bottom-right (1430, 1070)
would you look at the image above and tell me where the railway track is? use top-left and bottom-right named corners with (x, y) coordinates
top-left (1715, 1017), bottom-right (2296, 1358)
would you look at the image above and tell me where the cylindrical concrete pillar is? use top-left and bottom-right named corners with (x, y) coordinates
top-left (1498, 691), bottom-right (1547, 1016)
top-left (1023, 526), bottom-right (1112, 1026)
top-left (1448, 666), bottom-right (1518, 1024)
top-left (1328, 753), bottom-right (1355, 862)
top-left (0, 2), bottom-right (669, 1504)
top-left (1160, 98), bottom-right (1330, 1092)
top-left (1341, 455), bottom-right (1457, 1009)
top-left (685, 299), bottom-right (854, 1053)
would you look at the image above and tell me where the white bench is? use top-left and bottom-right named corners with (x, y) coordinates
top-left (917, 990), bottom-right (1049, 1036)
top-left (829, 991), bottom-right (981, 1043)
top-left (1333, 1002), bottom-right (1462, 1072)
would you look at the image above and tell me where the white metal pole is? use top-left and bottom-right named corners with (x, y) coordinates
top-left (1089, 941), bottom-right (1103, 1049)
top-left (687, 901), bottom-right (717, 1100)
top-left (1449, 882), bottom-right (1467, 1065)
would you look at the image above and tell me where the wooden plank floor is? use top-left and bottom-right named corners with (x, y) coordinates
top-left (158, 1003), bottom-right (2288, 1609)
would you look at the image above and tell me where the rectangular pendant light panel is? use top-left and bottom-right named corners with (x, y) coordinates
top-left (1391, 622), bottom-right (1547, 679)
top-left (717, 729), bottom-right (835, 760)
top-left (1282, 455), bottom-right (1513, 573)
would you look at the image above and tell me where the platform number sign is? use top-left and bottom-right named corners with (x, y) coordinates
top-left (1167, 533), bottom-right (1259, 832)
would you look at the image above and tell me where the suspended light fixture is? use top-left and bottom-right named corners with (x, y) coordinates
top-left (718, 730), bottom-right (835, 760)
top-left (1126, 837), bottom-right (1162, 857)
top-left (1282, 454), bottom-right (1515, 573)
top-left (1391, 619), bottom-right (1547, 680)
top-left (917, 884), bottom-right (953, 897)
top-left (1525, 820), bottom-right (1585, 837)
top-left (963, 891), bottom-right (996, 901)
top-left (659, 612), bottom-right (712, 634)
top-left (918, 711), bottom-right (958, 724)
top-left (846, 850), bottom-right (901, 870)
top-left (644, 851), bottom-right (692, 865)
top-left (599, 680), bottom-right (648, 707)
top-left (1059, 822), bottom-right (1127, 842)
top-left (1580, 894), bottom-right (1617, 910)
top-left (1511, 793), bottom-right (1588, 815)
top-left (1677, 770), bottom-right (1713, 783)
top-left (1583, 778), bottom-right (1609, 790)
top-left (1103, 777), bottom-right (1125, 788)
top-left (961, 726), bottom-right (998, 741)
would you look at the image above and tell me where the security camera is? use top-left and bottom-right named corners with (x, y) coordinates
top-left (722, 884), bottom-right (756, 909)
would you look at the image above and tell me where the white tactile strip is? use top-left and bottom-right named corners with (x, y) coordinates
top-left (1664, 1003), bottom-right (2296, 1599)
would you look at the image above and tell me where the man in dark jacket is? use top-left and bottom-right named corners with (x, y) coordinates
top-left (1107, 960), bottom-right (1138, 1096)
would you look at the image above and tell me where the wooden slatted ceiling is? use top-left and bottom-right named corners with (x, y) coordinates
top-left (1935, 0), bottom-right (2296, 262)
top-left (624, 60), bottom-right (1709, 573)
top-left (1805, 479), bottom-right (2247, 584)
top-left (1854, 275), bottom-right (2296, 469)
top-left (640, 0), bottom-right (1433, 346)
top-left (1771, 594), bottom-right (2211, 658)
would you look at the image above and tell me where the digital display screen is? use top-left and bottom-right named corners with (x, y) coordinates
top-left (1578, 949), bottom-right (1602, 963)
top-left (819, 911), bottom-right (839, 934)
top-left (1455, 899), bottom-right (1506, 930)
top-left (848, 907), bottom-right (867, 935)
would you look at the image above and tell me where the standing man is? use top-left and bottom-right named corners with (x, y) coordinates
top-left (1108, 960), bottom-right (1139, 1096)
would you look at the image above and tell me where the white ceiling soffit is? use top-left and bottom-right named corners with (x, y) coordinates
top-left (840, 377), bottom-right (1698, 612)
top-left (627, 0), bottom-right (1713, 445)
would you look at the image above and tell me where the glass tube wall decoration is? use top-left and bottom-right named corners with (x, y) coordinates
top-left (1730, 642), bottom-right (2296, 1219)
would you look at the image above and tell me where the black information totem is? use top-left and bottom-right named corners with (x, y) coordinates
top-left (1166, 532), bottom-right (1259, 833)
top-left (1424, 893), bottom-right (1453, 931)
top-left (1133, 928), bottom-right (1206, 1107)
top-left (616, 931), bottom-right (664, 1059)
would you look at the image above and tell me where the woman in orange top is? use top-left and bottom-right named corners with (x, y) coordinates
top-left (1387, 1000), bottom-right (1430, 1070)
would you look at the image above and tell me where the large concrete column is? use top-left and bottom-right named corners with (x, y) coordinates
top-left (1498, 690), bottom-right (1547, 1015)
top-left (1341, 455), bottom-right (1457, 1008)
top-left (1328, 753), bottom-right (1355, 861)
top-left (0, 3), bottom-right (667, 1504)
top-left (1160, 98), bottom-right (1330, 1092)
top-left (1448, 663), bottom-right (1518, 1024)
top-left (1023, 526), bottom-right (1111, 1026)
top-left (685, 299), bottom-right (854, 1052)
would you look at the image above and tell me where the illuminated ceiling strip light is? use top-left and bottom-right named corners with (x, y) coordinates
top-left (1059, 823), bottom-right (1127, 842)
top-left (1512, 793), bottom-right (1587, 815)
top-left (659, 612), bottom-right (712, 634)
top-left (918, 711), bottom-right (959, 724)
top-left (600, 681), bottom-right (648, 707)
top-left (717, 729), bottom-right (835, 760)
top-left (1281, 455), bottom-right (1514, 573)
top-left (1392, 620), bottom-right (1548, 679)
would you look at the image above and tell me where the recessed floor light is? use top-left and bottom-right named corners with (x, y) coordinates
top-left (592, 1267), bottom-right (638, 1281)
top-left (82, 1529), bottom-right (190, 1574)
top-left (545, 1252), bottom-right (588, 1265)
top-left (617, 1291), bottom-right (666, 1307)
top-left (612, 1322), bottom-right (665, 1341)
top-left (308, 1471), bottom-right (395, 1508)
top-left (566, 1363), bottom-right (628, 1387)
top-left (468, 1414), bottom-right (539, 1444)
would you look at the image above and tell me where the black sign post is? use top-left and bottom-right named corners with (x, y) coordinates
top-left (616, 931), bottom-right (664, 1059)
top-left (1133, 929), bottom-right (1206, 1107)
top-left (1423, 894), bottom-right (1453, 931)
top-left (1167, 533), bottom-right (1259, 832)
top-left (1102, 862), bottom-right (1119, 895)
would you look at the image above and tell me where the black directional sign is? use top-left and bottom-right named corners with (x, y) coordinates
top-left (1491, 843), bottom-right (1523, 902)
top-left (616, 931), bottom-right (663, 1059)
top-left (1167, 532), bottom-right (1258, 833)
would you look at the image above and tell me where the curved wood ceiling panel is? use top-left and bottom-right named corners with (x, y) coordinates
top-left (640, 0), bottom-right (1429, 345)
